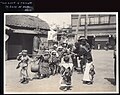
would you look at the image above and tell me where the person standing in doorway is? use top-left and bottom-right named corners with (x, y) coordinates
top-left (97, 43), bottom-right (101, 50)
top-left (106, 41), bottom-right (109, 50)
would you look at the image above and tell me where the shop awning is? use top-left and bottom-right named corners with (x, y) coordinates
top-left (6, 26), bottom-right (48, 35)
top-left (13, 29), bottom-right (37, 34)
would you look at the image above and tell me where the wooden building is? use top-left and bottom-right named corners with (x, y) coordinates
top-left (5, 15), bottom-right (50, 60)
top-left (71, 14), bottom-right (116, 49)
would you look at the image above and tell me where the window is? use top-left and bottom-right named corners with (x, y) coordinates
top-left (71, 18), bottom-right (78, 26)
top-left (100, 16), bottom-right (109, 24)
top-left (89, 17), bottom-right (99, 24)
top-left (110, 16), bottom-right (116, 24)
top-left (80, 18), bottom-right (85, 25)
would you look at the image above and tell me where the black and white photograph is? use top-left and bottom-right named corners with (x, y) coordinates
top-left (4, 12), bottom-right (118, 94)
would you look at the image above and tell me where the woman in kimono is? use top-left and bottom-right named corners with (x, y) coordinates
top-left (78, 37), bottom-right (95, 85)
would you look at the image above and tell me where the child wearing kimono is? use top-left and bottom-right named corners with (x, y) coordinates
top-left (49, 51), bottom-right (59, 75)
top-left (16, 50), bottom-right (31, 84)
top-left (40, 50), bottom-right (51, 78)
top-left (59, 52), bottom-right (73, 91)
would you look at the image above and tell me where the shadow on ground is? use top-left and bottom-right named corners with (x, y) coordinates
top-left (104, 78), bottom-right (116, 86)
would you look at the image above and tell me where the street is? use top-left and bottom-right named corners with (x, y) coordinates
top-left (4, 50), bottom-right (117, 93)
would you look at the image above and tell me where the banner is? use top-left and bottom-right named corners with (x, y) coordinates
top-left (48, 30), bottom-right (57, 41)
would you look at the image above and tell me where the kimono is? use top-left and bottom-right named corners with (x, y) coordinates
top-left (59, 55), bottom-right (73, 91)
top-left (83, 62), bottom-right (95, 83)
top-left (49, 54), bottom-right (58, 75)
top-left (16, 54), bottom-right (30, 83)
top-left (74, 42), bottom-right (95, 84)
top-left (80, 45), bottom-right (95, 84)
top-left (40, 53), bottom-right (50, 77)
top-left (71, 53), bottom-right (78, 69)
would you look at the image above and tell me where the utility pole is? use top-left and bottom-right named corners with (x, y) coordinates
top-left (75, 15), bottom-right (81, 41)
top-left (84, 14), bottom-right (88, 39)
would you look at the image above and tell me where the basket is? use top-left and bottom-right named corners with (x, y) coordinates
top-left (31, 61), bottom-right (39, 73)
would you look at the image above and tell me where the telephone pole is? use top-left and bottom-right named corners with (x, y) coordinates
top-left (84, 14), bottom-right (88, 39)
top-left (75, 15), bottom-right (81, 41)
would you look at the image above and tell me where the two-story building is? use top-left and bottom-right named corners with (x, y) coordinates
top-left (71, 14), bottom-right (116, 49)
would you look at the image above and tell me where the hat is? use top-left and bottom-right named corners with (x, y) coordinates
top-left (52, 52), bottom-right (56, 55)
top-left (19, 52), bottom-right (22, 55)
top-left (53, 44), bottom-right (57, 47)
top-left (22, 50), bottom-right (28, 53)
top-left (58, 46), bottom-right (63, 49)
top-left (44, 50), bottom-right (49, 54)
top-left (63, 42), bottom-right (68, 46)
top-left (34, 49), bottom-right (38, 52)
top-left (78, 37), bottom-right (87, 41)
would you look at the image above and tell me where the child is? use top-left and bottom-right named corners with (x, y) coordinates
top-left (40, 50), bottom-right (51, 78)
top-left (71, 53), bottom-right (78, 71)
top-left (59, 51), bottom-right (73, 91)
top-left (16, 50), bottom-right (31, 84)
top-left (50, 51), bottom-right (59, 75)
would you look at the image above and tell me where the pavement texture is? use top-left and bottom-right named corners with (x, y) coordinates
top-left (4, 50), bottom-right (117, 93)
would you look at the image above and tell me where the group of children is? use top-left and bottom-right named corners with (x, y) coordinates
top-left (16, 38), bottom-right (95, 91)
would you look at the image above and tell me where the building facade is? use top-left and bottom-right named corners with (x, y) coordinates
top-left (71, 14), bottom-right (116, 49)
top-left (5, 15), bottom-right (50, 60)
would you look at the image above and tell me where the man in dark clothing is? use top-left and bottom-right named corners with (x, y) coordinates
top-left (73, 37), bottom-right (92, 73)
